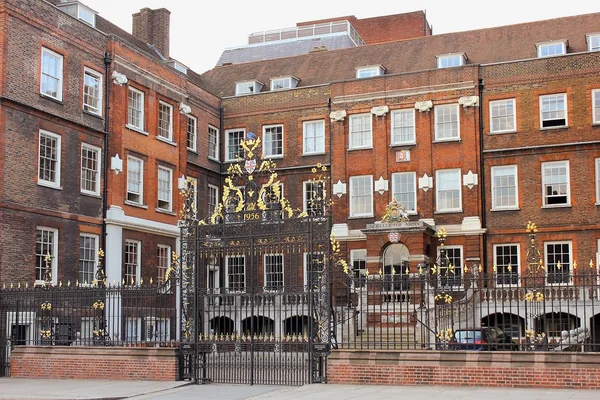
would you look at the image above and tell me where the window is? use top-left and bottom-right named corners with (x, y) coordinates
top-left (435, 104), bottom-right (460, 141)
top-left (494, 244), bottom-right (519, 285)
top-left (542, 161), bottom-right (570, 206)
top-left (270, 77), bottom-right (298, 91)
top-left (208, 184), bottom-right (219, 216)
top-left (77, 5), bottom-right (95, 25)
top-left (303, 181), bottom-right (326, 216)
top-left (38, 130), bottom-right (61, 188)
top-left (208, 125), bottom-right (219, 160)
top-left (439, 246), bottom-right (462, 287)
top-left (588, 34), bottom-right (600, 51)
top-left (391, 109), bottom-right (415, 144)
top-left (489, 99), bottom-right (516, 133)
top-left (124, 240), bottom-right (141, 285)
top-left (80, 318), bottom-right (94, 342)
top-left (82, 68), bottom-right (102, 115)
top-left (158, 101), bottom-right (173, 141)
top-left (125, 318), bottom-right (141, 342)
top-left (491, 165), bottom-right (518, 210)
top-left (540, 93), bottom-right (567, 128)
top-left (264, 254), bottom-right (284, 291)
top-left (146, 318), bottom-right (170, 342)
top-left (349, 175), bottom-right (373, 217)
top-left (263, 125), bottom-right (283, 158)
top-left (260, 183), bottom-right (283, 221)
top-left (79, 234), bottom-right (98, 285)
top-left (437, 54), bottom-right (465, 68)
top-left (436, 169), bottom-right (462, 212)
top-left (157, 245), bottom-right (171, 285)
top-left (226, 256), bottom-right (245, 292)
top-left (40, 48), bottom-right (63, 100)
top-left (235, 81), bottom-right (261, 96)
top-left (187, 177), bottom-right (198, 214)
top-left (127, 87), bottom-right (145, 130)
top-left (596, 159), bottom-right (600, 204)
top-left (226, 129), bottom-right (245, 161)
top-left (537, 41), bottom-right (566, 58)
top-left (356, 66), bottom-right (384, 78)
top-left (303, 120), bottom-right (325, 154)
top-left (391, 172), bottom-right (416, 213)
top-left (349, 114), bottom-right (372, 149)
top-left (126, 156), bottom-right (143, 204)
top-left (81, 143), bottom-right (101, 195)
top-left (304, 252), bottom-right (325, 287)
top-left (36, 227), bottom-right (58, 284)
top-left (157, 166), bottom-right (173, 211)
top-left (351, 249), bottom-right (367, 287)
top-left (545, 241), bottom-right (571, 284)
top-left (186, 116), bottom-right (197, 151)
top-left (593, 89), bottom-right (600, 124)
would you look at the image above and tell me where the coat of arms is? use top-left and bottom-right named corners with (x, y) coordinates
top-left (389, 232), bottom-right (400, 243)
top-left (244, 159), bottom-right (256, 174)
top-left (381, 199), bottom-right (409, 223)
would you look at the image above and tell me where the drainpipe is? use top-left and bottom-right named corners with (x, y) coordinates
top-left (478, 78), bottom-right (487, 274)
top-left (102, 52), bottom-right (112, 253)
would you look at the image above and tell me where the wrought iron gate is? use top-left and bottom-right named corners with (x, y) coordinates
top-left (175, 136), bottom-right (332, 385)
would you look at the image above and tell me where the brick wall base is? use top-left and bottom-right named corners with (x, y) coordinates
top-left (328, 350), bottom-right (600, 389)
top-left (10, 346), bottom-right (179, 381)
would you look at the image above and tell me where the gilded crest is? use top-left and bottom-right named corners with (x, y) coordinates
top-left (381, 199), bottom-right (409, 223)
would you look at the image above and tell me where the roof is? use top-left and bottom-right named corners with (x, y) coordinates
top-left (198, 12), bottom-right (600, 98)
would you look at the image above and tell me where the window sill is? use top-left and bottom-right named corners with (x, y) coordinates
top-left (124, 200), bottom-right (148, 209)
top-left (347, 146), bottom-right (373, 152)
top-left (81, 191), bottom-right (102, 199)
top-left (540, 126), bottom-right (569, 131)
top-left (38, 181), bottom-right (62, 190)
top-left (264, 155), bottom-right (283, 160)
top-left (348, 215), bottom-right (374, 219)
top-left (125, 124), bottom-right (149, 136)
top-left (434, 209), bottom-right (463, 214)
top-left (302, 152), bottom-right (326, 156)
top-left (433, 138), bottom-right (461, 144)
top-left (157, 136), bottom-right (177, 146)
top-left (39, 93), bottom-right (63, 104)
top-left (208, 156), bottom-right (220, 162)
top-left (83, 109), bottom-right (103, 119)
top-left (490, 207), bottom-right (520, 212)
top-left (156, 208), bottom-right (177, 216)
top-left (187, 148), bottom-right (198, 154)
top-left (592, 123), bottom-right (600, 127)
top-left (488, 130), bottom-right (517, 135)
top-left (541, 204), bottom-right (572, 209)
top-left (390, 142), bottom-right (416, 148)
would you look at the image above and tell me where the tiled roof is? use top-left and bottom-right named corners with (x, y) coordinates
top-left (198, 12), bottom-right (600, 98)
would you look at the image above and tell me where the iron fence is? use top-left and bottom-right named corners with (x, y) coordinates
top-left (334, 270), bottom-right (600, 352)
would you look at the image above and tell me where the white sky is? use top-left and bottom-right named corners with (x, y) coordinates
top-left (82, 0), bottom-right (599, 74)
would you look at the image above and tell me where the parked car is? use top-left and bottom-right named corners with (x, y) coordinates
top-left (449, 327), bottom-right (519, 351)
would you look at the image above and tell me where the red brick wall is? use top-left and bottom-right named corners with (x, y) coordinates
top-left (10, 346), bottom-right (179, 381)
top-left (328, 350), bottom-right (600, 388)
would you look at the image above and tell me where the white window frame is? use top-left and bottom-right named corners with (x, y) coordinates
top-left (544, 241), bottom-right (572, 285)
top-left (588, 34), bottom-right (600, 51)
top-left (489, 98), bottom-right (516, 134)
top-left (79, 234), bottom-right (99, 285)
top-left (356, 66), bottom-right (384, 78)
top-left (77, 5), bottom-right (96, 26)
top-left (350, 249), bottom-right (367, 281)
top-left (434, 104), bottom-right (460, 141)
top-left (157, 101), bottom-right (174, 142)
top-left (235, 81), bottom-right (259, 96)
top-left (187, 177), bottom-right (198, 214)
top-left (38, 130), bottom-right (61, 189)
top-left (303, 252), bottom-right (325, 287)
top-left (390, 109), bottom-right (416, 145)
top-left (80, 143), bottom-right (101, 196)
top-left (437, 54), bottom-right (465, 68)
top-left (125, 317), bottom-right (142, 342)
top-left (270, 77), bottom-right (297, 91)
top-left (186, 115), bottom-right (197, 152)
top-left (391, 172), bottom-right (417, 214)
top-left (349, 175), bottom-right (373, 217)
top-left (435, 169), bottom-right (462, 213)
top-left (208, 184), bottom-right (219, 216)
top-left (541, 160), bottom-right (570, 207)
top-left (596, 158), bottom-right (600, 205)
top-left (157, 244), bottom-right (171, 286)
top-left (225, 255), bottom-right (245, 293)
top-left (537, 41), bottom-right (566, 58)
top-left (302, 120), bottom-right (325, 155)
top-left (225, 129), bottom-right (245, 162)
top-left (157, 166), bottom-right (173, 212)
top-left (263, 253), bottom-right (284, 292)
top-left (491, 165), bottom-right (518, 210)
top-left (126, 156), bottom-right (144, 205)
top-left (124, 240), bottom-right (141, 286)
top-left (262, 124), bottom-right (284, 158)
top-left (35, 227), bottom-right (58, 285)
top-left (303, 180), bottom-right (326, 216)
top-left (127, 87), bottom-right (145, 131)
top-left (540, 93), bottom-right (568, 129)
top-left (40, 47), bottom-right (63, 101)
top-left (438, 245), bottom-right (463, 288)
top-left (82, 68), bottom-right (102, 116)
top-left (349, 114), bottom-right (373, 150)
top-left (145, 317), bottom-right (171, 342)
top-left (208, 125), bottom-right (219, 161)
top-left (592, 89), bottom-right (600, 125)
top-left (493, 243), bottom-right (520, 287)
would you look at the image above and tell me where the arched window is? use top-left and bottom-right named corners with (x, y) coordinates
top-left (382, 244), bottom-right (410, 291)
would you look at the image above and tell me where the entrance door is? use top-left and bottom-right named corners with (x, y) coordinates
top-left (383, 244), bottom-right (410, 291)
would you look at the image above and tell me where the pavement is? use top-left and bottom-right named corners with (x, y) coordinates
top-left (0, 379), bottom-right (599, 400)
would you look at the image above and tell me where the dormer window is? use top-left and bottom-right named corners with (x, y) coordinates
top-left (270, 76), bottom-right (299, 91)
top-left (587, 34), bottom-right (600, 51)
top-left (166, 60), bottom-right (188, 74)
top-left (356, 65), bottom-right (385, 78)
top-left (437, 53), bottom-right (466, 68)
top-left (56, 2), bottom-right (97, 27)
top-left (235, 81), bottom-right (263, 96)
top-left (537, 41), bottom-right (567, 58)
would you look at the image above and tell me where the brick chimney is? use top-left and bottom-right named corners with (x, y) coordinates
top-left (132, 8), bottom-right (171, 58)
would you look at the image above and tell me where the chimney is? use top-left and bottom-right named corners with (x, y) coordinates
top-left (132, 8), bottom-right (171, 58)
